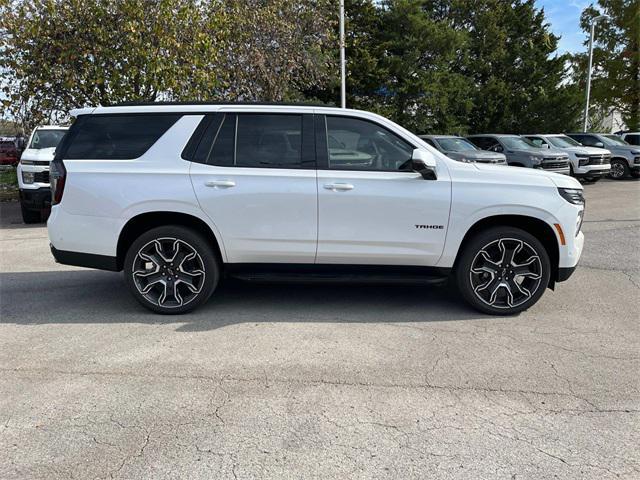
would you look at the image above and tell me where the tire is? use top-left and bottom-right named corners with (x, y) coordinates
top-left (20, 202), bottom-right (42, 224)
top-left (124, 225), bottom-right (219, 314)
top-left (609, 159), bottom-right (629, 179)
top-left (455, 227), bottom-right (551, 315)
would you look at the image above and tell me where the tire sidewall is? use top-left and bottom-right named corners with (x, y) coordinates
top-left (124, 225), bottom-right (219, 314)
top-left (456, 227), bottom-right (552, 315)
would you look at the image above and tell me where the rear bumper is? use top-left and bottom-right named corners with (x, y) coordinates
top-left (50, 244), bottom-right (119, 271)
top-left (19, 187), bottom-right (51, 210)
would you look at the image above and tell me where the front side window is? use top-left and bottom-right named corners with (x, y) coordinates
top-left (29, 129), bottom-right (67, 150)
top-left (576, 135), bottom-right (599, 147)
top-left (64, 114), bottom-right (180, 160)
top-left (325, 116), bottom-right (413, 171)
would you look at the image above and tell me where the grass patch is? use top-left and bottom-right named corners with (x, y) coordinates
top-left (0, 167), bottom-right (19, 201)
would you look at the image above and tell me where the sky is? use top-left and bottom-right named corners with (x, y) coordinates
top-left (536, 0), bottom-right (593, 54)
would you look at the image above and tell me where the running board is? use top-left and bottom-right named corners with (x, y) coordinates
top-left (225, 264), bottom-right (450, 286)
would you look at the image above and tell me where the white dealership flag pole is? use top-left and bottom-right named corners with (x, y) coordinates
top-left (583, 15), bottom-right (608, 132)
top-left (340, 0), bottom-right (346, 109)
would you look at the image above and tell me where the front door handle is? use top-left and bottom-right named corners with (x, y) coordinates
top-left (205, 180), bottom-right (236, 189)
top-left (324, 183), bottom-right (354, 191)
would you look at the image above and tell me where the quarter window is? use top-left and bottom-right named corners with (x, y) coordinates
top-left (325, 116), bottom-right (413, 171)
top-left (64, 114), bottom-right (180, 160)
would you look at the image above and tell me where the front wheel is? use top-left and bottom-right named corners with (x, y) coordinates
top-left (455, 227), bottom-right (551, 315)
top-left (609, 159), bottom-right (629, 179)
top-left (124, 225), bottom-right (219, 314)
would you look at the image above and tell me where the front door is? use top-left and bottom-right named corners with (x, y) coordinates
top-left (315, 114), bottom-right (451, 266)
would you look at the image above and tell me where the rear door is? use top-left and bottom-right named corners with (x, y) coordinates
top-left (315, 114), bottom-right (451, 266)
top-left (189, 112), bottom-right (318, 264)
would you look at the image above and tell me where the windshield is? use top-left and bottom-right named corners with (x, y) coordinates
top-left (601, 134), bottom-right (629, 146)
top-left (28, 129), bottom-right (67, 149)
top-left (500, 136), bottom-right (537, 150)
top-left (436, 137), bottom-right (477, 152)
top-left (547, 136), bottom-right (581, 148)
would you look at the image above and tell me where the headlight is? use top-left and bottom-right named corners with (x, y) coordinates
top-left (558, 187), bottom-right (585, 205)
top-left (575, 154), bottom-right (589, 166)
top-left (631, 150), bottom-right (640, 155)
top-left (22, 171), bottom-right (35, 184)
top-left (529, 156), bottom-right (542, 167)
top-left (459, 157), bottom-right (474, 163)
top-left (20, 159), bottom-right (34, 165)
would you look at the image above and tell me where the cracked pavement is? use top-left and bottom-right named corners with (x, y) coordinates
top-left (1, 179), bottom-right (639, 479)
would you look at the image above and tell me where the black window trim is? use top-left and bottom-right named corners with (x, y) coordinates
top-left (315, 114), bottom-right (417, 173)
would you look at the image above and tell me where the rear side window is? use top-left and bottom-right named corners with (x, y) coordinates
top-left (236, 114), bottom-right (302, 168)
top-left (185, 113), bottom-right (313, 169)
top-left (64, 114), bottom-right (180, 159)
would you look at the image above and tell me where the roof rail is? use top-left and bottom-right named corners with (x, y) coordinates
top-left (103, 101), bottom-right (336, 108)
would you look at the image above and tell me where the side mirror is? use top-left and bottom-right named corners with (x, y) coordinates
top-left (411, 149), bottom-right (437, 180)
top-left (490, 144), bottom-right (504, 153)
top-left (594, 142), bottom-right (604, 148)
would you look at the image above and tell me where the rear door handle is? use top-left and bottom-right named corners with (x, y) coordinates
top-left (205, 180), bottom-right (236, 188)
top-left (324, 183), bottom-right (354, 191)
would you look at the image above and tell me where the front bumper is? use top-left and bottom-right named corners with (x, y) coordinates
top-left (557, 265), bottom-right (577, 282)
top-left (19, 187), bottom-right (51, 211)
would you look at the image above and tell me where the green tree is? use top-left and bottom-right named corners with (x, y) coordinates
top-left (446, 0), bottom-right (582, 133)
top-left (575, 0), bottom-right (640, 130)
top-left (0, 0), bottom-right (336, 130)
top-left (307, 0), bottom-right (473, 134)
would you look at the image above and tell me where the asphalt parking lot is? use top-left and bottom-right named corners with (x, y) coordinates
top-left (1, 179), bottom-right (639, 479)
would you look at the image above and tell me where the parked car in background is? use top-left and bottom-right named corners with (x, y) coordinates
top-left (419, 135), bottom-right (507, 164)
top-left (619, 132), bottom-right (640, 146)
top-left (466, 134), bottom-right (570, 175)
top-left (0, 137), bottom-right (19, 166)
top-left (523, 134), bottom-right (611, 182)
top-left (48, 103), bottom-right (584, 316)
top-left (566, 133), bottom-right (640, 179)
top-left (17, 125), bottom-right (69, 223)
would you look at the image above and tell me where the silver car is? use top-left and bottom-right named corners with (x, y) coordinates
top-left (419, 135), bottom-right (507, 164)
top-left (523, 134), bottom-right (611, 182)
top-left (567, 133), bottom-right (640, 179)
top-left (467, 134), bottom-right (571, 175)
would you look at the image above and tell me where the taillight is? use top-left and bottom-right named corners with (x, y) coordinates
top-left (50, 158), bottom-right (66, 205)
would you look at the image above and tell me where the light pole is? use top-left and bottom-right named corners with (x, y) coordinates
top-left (339, 0), bottom-right (346, 108)
top-left (583, 15), bottom-right (608, 132)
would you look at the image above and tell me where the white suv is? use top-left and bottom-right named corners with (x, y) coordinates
top-left (17, 125), bottom-right (69, 223)
top-left (48, 104), bottom-right (585, 315)
top-left (523, 134), bottom-right (611, 182)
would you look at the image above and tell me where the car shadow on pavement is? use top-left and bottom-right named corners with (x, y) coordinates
top-left (0, 270), bottom-right (485, 330)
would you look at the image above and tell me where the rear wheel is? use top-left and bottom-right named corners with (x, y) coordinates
top-left (609, 159), bottom-right (629, 179)
top-left (124, 225), bottom-right (219, 314)
top-left (456, 227), bottom-right (551, 315)
top-left (20, 202), bottom-right (42, 224)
